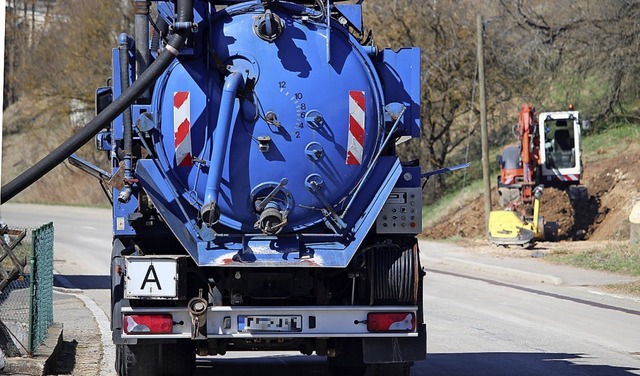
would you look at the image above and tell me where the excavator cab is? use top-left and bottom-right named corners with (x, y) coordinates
top-left (539, 111), bottom-right (582, 185)
top-left (544, 119), bottom-right (575, 169)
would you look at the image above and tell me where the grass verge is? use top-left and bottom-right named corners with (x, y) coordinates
top-left (545, 243), bottom-right (640, 276)
top-left (603, 280), bottom-right (640, 297)
top-left (582, 123), bottom-right (640, 162)
top-left (545, 243), bottom-right (640, 296)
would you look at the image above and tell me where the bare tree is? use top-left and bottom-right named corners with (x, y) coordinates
top-left (364, 0), bottom-right (511, 200)
top-left (492, 0), bottom-right (640, 125)
top-left (19, 0), bottom-right (131, 104)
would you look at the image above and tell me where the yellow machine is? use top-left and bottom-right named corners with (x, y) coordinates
top-left (488, 186), bottom-right (557, 248)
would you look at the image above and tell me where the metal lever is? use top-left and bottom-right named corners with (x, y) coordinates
top-left (255, 178), bottom-right (288, 211)
top-left (305, 174), bottom-right (346, 230)
top-left (421, 162), bottom-right (470, 190)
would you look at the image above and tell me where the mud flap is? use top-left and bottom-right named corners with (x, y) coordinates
top-left (362, 323), bottom-right (426, 363)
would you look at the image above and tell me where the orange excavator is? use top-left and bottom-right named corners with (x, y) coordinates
top-left (489, 104), bottom-right (588, 247)
top-left (501, 104), bottom-right (540, 213)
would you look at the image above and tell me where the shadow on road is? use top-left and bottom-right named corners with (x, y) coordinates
top-left (53, 339), bottom-right (77, 374)
top-left (54, 274), bottom-right (110, 290)
top-left (195, 354), bottom-right (328, 375)
top-left (192, 352), bottom-right (639, 375)
top-left (416, 352), bottom-right (640, 375)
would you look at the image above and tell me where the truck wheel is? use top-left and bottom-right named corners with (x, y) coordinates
top-left (116, 341), bottom-right (195, 376)
top-left (115, 343), bottom-right (159, 376)
top-left (160, 340), bottom-right (196, 375)
top-left (363, 363), bottom-right (411, 376)
top-left (327, 339), bottom-right (413, 376)
top-left (327, 338), bottom-right (366, 375)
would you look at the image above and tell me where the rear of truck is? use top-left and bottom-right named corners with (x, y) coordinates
top-left (103, 1), bottom-right (425, 375)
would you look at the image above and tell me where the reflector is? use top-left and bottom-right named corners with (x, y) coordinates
top-left (367, 312), bottom-right (415, 332)
top-left (123, 314), bottom-right (173, 334)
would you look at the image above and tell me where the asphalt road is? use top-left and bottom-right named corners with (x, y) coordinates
top-left (2, 203), bottom-right (640, 375)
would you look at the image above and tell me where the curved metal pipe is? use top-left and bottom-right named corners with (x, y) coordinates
top-left (201, 71), bottom-right (245, 225)
top-left (118, 34), bottom-right (134, 203)
top-left (1, 0), bottom-right (194, 204)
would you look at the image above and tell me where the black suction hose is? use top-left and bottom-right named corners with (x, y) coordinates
top-left (1, 0), bottom-right (193, 204)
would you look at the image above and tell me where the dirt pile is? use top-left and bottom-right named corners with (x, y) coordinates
top-left (424, 144), bottom-right (640, 242)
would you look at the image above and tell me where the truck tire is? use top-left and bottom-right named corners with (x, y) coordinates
top-left (329, 360), bottom-right (411, 376)
top-left (116, 341), bottom-right (195, 376)
top-left (364, 363), bottom-right (411, 376)
top-left (329, 364), bottom-right (411, 376)
top-left (115, 344), bottom-right (159, 376)
top-left (160, 340), bottom-right (196, 375)
top-left (327, 339), bottom-right (412, 376)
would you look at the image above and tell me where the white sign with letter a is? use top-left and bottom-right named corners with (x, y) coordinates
top-left (124, 257), bottom-right (178, 298)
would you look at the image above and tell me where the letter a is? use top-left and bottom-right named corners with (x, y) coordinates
top-left (141, 264), bottom-right (162, 291)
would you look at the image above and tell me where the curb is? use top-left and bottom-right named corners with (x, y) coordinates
top-left (425, 256), bottom-right (564, 285)
top-left (3, 323), bottom-right (63, 376)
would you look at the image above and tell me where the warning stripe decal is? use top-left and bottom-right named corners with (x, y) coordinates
top-left (346, 90), bottom-right (365, 165)
top-left (174, 91), bottom-right (192, 167)
top-left (560, 174), bottom-right (579, 181)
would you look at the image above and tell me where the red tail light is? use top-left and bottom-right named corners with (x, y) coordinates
top-left (367, 312), bottom-right (415, 332)
top-left (123, 314), bottom-right (173, 334)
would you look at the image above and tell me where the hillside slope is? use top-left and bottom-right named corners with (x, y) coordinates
top-left (2, 99), bottom-right (109, 206)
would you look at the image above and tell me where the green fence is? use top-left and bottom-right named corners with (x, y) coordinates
top-left (28, 222), bottom-right (54, 353)
top-left (0, 222), bottom-right (54, 355)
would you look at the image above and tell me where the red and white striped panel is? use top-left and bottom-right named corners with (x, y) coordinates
top-left (546, 174), bottom-right (580, 182)
top-left (174, 91), bottom-right (192, 167)
top-left (560, 174), bottom-right (579, 181)
top-left (346, 90), bottom-right (365, 165)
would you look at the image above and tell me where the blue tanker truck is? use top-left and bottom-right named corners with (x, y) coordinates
top-left (2, 1), bottom-right (426, 375)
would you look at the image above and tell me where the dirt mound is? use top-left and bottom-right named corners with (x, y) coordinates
top-left (424, 144), bottom-right (640, 242)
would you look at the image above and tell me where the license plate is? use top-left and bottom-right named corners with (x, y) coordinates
top-left (238, 315), bottom-right (303, 333)
top-left (125, 257), bottom-right (178, 298)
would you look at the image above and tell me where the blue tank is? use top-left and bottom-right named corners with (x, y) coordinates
top-left (110, 1), bottom-right (421, 267)
top-left (154, 2), bottom-right (384, 233)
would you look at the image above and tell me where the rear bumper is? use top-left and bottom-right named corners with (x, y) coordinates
top-left (119, 305), bottom-right (420, 340)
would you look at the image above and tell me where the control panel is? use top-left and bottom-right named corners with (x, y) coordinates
top-left (376, 187), bottom-right (422, 234)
